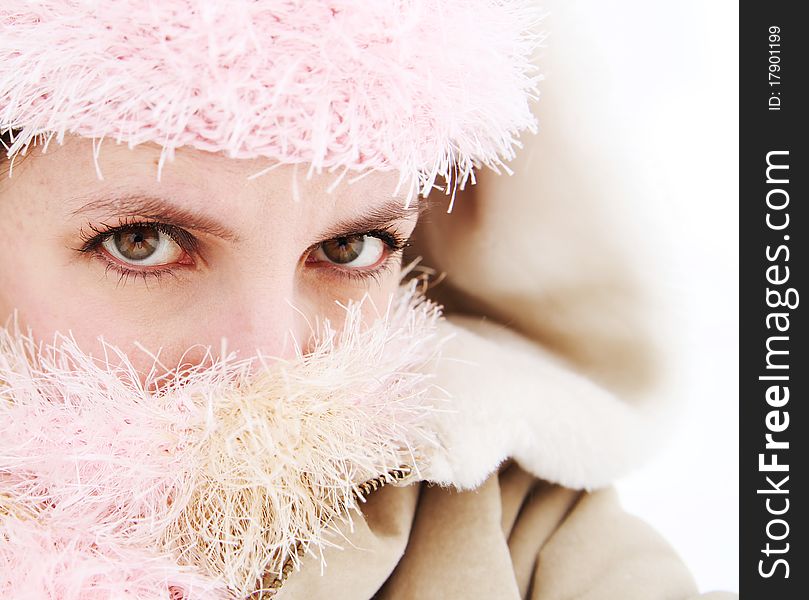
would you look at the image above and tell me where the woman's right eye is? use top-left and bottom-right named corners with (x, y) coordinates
top-left (100, 225), bottom-right (187, 267)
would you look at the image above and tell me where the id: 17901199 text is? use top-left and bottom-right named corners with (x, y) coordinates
top-left (768, 26), bottom-right (781, 111)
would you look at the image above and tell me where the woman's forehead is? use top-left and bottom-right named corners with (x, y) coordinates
top-left (15, 134), bottom-right (420, 223)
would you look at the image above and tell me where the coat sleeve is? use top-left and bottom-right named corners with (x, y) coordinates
top-left (499, 462), bottom-right (737, 600)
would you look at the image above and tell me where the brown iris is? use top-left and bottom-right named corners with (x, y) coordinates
top-left (112, 226), bottom-right (160, 261)
top-left (320, 235), bottom-right (365, 264)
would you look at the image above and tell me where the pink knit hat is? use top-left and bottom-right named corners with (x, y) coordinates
top-left (0, 0), bottom-right (542, 202)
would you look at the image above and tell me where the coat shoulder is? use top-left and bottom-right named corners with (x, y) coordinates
top-left (498, 460), bottom-right (737, 600)
top-left (277, 460), bottom-right (738, 599)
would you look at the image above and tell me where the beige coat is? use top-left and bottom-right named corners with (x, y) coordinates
top-left (276, 460), bottom-right (734, 599)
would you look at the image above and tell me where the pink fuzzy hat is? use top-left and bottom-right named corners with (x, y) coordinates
top-left (0, 0), bottom-right (542, 200)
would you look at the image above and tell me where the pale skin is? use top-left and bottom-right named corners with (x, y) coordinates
top-left (0, 135), bottom-right (426, 380)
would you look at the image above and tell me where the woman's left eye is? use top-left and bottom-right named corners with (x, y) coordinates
top-left (308, 234), bottom-right (389, 270)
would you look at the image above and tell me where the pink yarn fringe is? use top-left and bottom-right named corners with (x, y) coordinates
top-left (0, 280), bottom-right (450, 599)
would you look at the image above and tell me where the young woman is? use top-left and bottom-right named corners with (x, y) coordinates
top-left (0, 1), bottom-right (735, 598)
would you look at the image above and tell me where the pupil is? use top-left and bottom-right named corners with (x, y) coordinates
top-left (322, 236), bottom-right (364, 264)
top-left (114, 226), bottom-right (159, 261)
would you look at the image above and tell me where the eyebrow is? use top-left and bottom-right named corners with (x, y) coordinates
top-left (69, 194), bottom-right (241, 241)
top-left (317, 196), bottom-right (430, 241)
top-left (69, 193), bottom-right (430, 243)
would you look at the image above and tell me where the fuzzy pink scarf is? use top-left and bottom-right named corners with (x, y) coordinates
top-left (0, 280), bottom-right (450, 599)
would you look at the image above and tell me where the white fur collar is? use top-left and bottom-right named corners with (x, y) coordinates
top-left (419, 314), bottom-right (671, 491)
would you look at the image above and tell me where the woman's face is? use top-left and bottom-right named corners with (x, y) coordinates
top-left (0, 136), bottom-right (424, 375)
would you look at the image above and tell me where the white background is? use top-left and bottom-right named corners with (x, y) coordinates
top-left (576, 0), bottom-right (740, 594)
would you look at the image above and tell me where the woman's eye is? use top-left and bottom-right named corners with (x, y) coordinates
top-left (100, 225), bottom-right (185, 267)
top-left (310, 235), bottom-right (387, 269)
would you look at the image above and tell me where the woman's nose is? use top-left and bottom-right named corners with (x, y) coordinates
top-left (215, 276), bottom-right (316, 363)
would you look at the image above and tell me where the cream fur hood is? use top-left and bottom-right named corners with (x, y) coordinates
top-left (408, 68), bottom-right (680, 493)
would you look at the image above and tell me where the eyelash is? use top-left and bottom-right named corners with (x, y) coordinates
top-left (74, 218), bottom-right (412, 286)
